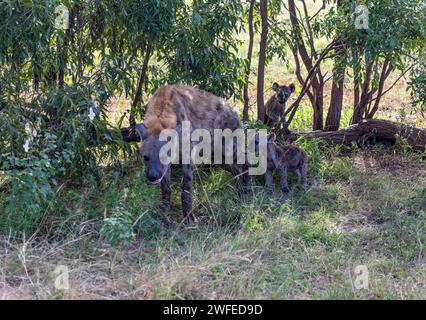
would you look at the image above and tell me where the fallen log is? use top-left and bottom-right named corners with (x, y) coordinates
top-left (283, 119), bottom-right (426, 152)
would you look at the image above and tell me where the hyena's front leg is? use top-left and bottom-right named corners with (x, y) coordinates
top-left (299, 163), bottom-right (308, 190)
top-left (279, 166), bottom-right (290, 193)
top-left (265, 169), bottom-right (274, 188)
top-left (182, 164), bottom-right (196, 223)
top-left (161, 167), bottom-right (172, 209)
top-left (279, 113), bottom-right (293, 136)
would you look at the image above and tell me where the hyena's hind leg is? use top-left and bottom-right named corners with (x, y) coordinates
top-left (182, 164), bottom-right (196, 223)
top-left (278, 166), bottom-right (290, 193)
top-left (265, 169), bottom-right (275, 189)
top-left (298, 161), bottom-right (308, 190)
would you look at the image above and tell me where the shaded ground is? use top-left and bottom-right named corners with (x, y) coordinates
top-left (1, 145), bottom-right (425, 299)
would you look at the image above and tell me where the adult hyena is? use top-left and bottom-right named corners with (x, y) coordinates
top-left (135, 85), bottom-right (248, 222)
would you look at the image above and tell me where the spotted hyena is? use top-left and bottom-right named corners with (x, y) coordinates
top-left (264, 82), bottom-right (295, 130)
top-left (135, 85), bottom-right (249, 222)
top-left (256, 133), bottom-right (308, 193)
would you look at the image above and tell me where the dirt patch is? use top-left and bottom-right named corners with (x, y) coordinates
top-left (354, 150), bottom-right (426, 180)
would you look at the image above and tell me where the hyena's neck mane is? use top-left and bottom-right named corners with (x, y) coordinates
top-left (143, 85), bottom-right (235, 135)
top-left (143, 86), bottom-right (180, 135)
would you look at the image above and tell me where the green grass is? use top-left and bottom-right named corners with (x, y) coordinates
top-left (1, 143), bottom-right (424, 299)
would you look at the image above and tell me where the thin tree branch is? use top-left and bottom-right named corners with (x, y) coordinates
top-left (367, 62), bottom-right (417, 106)
top-left (243, 0), bottom-right (256, 122)
top-left (282, 40), bottom-right (337, 131)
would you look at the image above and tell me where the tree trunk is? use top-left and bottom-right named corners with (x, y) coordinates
top-left (325, 10), bottom-right (346, 132)
top-left (312, 86), bottom-right (324, 130)
top-left (352, 60), bottom-right (373, 124)
top-left (325, 65), bottom-right (345, 131)
top-left (257, 0), bottom-right (268, 122)
top-left (367, 60), bottom-right (392, 119)
top-left (354, 76), bottom-right (360, 117)
top-left (130, 43), bottom-right (152, 127)
top-left (33, 73), bottom-right (40, 92)
top-left (243, 0), bottom-right (255, 122)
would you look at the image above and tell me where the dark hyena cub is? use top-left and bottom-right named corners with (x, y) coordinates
top-left (264, 82), bottom-right (295, 130)
top-left (262, 133), bottom-right (308, 193)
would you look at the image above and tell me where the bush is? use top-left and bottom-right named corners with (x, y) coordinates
top-left (0, 84), bottom-right (125, 234)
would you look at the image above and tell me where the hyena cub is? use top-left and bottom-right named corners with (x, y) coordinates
top-left (259, 133), bottom-right (308, 193)
top-left (264, 82), bottom-right (295, 130)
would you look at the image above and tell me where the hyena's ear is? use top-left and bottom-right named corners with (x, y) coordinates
top-left (289, 83), bottom-right (296, 93)
top-left (272, 82), bottom-right (279, 91)
top-left (267, 133), bottom-right (277, 143)
top-left (135, 123), bottom-right (148, 141)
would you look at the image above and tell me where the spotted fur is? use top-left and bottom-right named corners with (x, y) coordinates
top-left (143, 85), bottom-right (240, 135)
